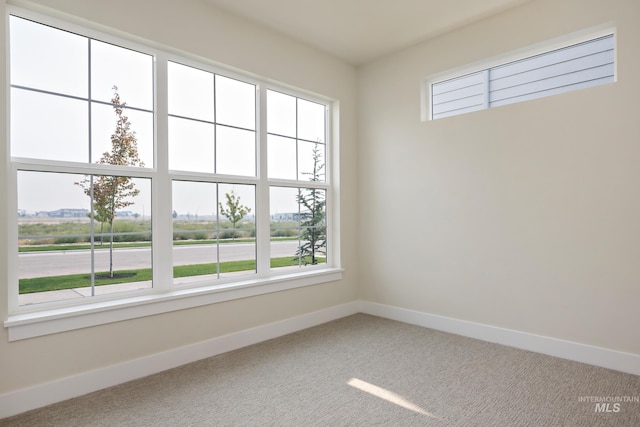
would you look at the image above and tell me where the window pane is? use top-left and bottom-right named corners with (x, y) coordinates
top-left (11, 88), bottom-right (88, 162)
top-left (173, 181), bottom-right (218, 283)
top-left (298, 98), bottom-right (325, 143)
top-left (489, 35), bottom-right (615, 108)
top-left (215, 75), bottom-right (255, 130)
top-left (270, 186), bottom-right (300, 269)
top-left (270, 186), bottom-right (326, 269)
top-left (267, 90), bottom-right (296, 137)
top-left (10, 16), bottom-right (88, 97)
top-left (169, 117), bottom-right (215, 173)
top-left (267, 92), bottom-right (328, 183)
top-left (18, 171), bottom-right (152, 306)
top-left (216, 126), bottom-right (255, 176)
top-left (218, 184), bottom-right (256, 277)
top-left (268, 135), bottom-right (297, 180)
top-left (431, 72), bottom-right (485, 120)
top-left (91, 40), bottom-right (153, 110)
top-left (297, 187), bottom-right (327, 266)
top-left (168, 62), bottom-right (214, 121)
top-left (89, 175), bottom-right (152, 297)
top-left (298, 141), bottom-right (325, 182)
top-left (172, 182), bottom-right (256, 283)
top-left (91, 102), bottom-right (153, 167)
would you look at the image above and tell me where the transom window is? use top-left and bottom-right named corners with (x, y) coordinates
top-left (428, 32), bottom-right (615, 120)
top-left (7, 10), bottom-right (336, 317)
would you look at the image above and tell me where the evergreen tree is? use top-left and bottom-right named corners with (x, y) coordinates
top-left (295, 145), bottom-right (326, 265)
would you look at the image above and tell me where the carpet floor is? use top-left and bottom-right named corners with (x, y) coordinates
top-left (2, 314), bottom-right (639, 426)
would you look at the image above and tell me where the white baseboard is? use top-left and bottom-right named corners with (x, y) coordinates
top-left (0, 301), bottom-right (359, 419)
top-left (358, 301), bottom-right (640, 377)
top-left (3, 300), bottom-right (638, 419)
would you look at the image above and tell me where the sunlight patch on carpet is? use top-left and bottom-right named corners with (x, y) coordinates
top-left (347, 377), bottom-right (440, 418)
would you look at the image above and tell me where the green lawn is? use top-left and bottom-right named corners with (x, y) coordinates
top-left (18, 256), bottom-right (325, 294)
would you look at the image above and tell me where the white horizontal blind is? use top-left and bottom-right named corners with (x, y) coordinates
top-left (430, 33), bottom-right (614, 119)
top-left (431, 71), bottom-right (486, 120)
top-left (489, 35), bottom-right (614, 107)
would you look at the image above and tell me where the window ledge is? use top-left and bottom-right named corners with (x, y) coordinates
top-left (4, 268), bottom-right (343, 341)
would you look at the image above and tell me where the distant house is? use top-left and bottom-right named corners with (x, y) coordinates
top-left (271, 212), bottom-right (301, 222)
top-left (46, 209), bottom-right (89, 218)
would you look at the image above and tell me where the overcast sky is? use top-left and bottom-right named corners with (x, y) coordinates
top-left (11, 15), bottom-right (325, 219)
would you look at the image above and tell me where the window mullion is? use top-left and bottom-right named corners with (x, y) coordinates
top-left (482, 69), bottom-right (490, 109)
top-left (87, 38), bottom-right (95, 296)
top-left (256, 85), bottom-right (270, 276)
top-left (153, 52), bottom-right (173, 290)
top-left (7, 165), bottom-right (20, 313)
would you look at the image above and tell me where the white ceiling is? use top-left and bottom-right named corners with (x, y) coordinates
top-left (205, 0), bottom-right (532, 65)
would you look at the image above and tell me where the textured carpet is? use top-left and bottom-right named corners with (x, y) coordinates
top-left (2, 314), bottom-right (639, 426)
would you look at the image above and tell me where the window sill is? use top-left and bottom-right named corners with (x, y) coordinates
top-left (4, 268), bottom-right (343, 341)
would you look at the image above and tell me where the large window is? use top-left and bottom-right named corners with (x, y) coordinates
top-left (428, 32), bottom-right (615, 120)
top-left (268, 90), bottom-right (328, 269)
top-left (10, 15), bottom-right (154, 306)
top-left (168, 62), bottom-right (258, 284)
top-left (6, 10), bottom-right (338, 329)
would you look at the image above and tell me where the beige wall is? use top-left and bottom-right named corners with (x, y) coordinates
top-left (358, 0), bottom-right (640, 354)
top-left (0, 0), bottom-right (359, 393)
top-left (2, 0), bottom-right (639, 401)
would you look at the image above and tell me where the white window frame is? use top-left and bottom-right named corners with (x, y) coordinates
top-left (422, 25), bottom-right (617, 121)
top-left (4, 7), bottom-right (342, 341)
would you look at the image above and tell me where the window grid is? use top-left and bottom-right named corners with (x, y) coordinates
top-left (8, 10), bottom-right (335, 313)
top-left (266, 89), bottom-right (329, 268)
top-left (10, 15), bottom-right (155, 307)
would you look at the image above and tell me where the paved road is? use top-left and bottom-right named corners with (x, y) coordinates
top-left (19, 241), bottom-right (300, 279)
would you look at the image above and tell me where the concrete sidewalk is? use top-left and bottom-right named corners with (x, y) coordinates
top-left (18, 281), bottom-right (152, 306)
top-left (18, 269), bottom-right (251, 306)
